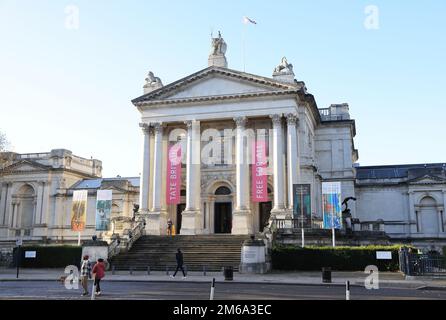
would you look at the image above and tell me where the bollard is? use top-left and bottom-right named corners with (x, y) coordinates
top-left (203, 266), bottom-right (207, 276)
top-left (166, 266), bottom-right (169, 276)
top-left (129, 267), bottom-right (133, 275)
top-left (346, 281), bottom-right (350, 300)
top-left (209, 278), bottom-right (215, 300)
top-left (91, 277), bottom-right (96, 301)
top-left (112, 265), bottom-right (116, 275)
top-left (147, 266), bottom-right (151, 276)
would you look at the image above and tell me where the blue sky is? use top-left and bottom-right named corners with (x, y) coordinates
top-left (0, 0), bottom-right (445, 177)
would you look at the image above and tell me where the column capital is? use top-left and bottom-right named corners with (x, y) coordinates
top-left (184, 120), bottom-right (193, 129)
top-left (152, 122), bottom-right (163, 134)
top-left (139, 122), bottom-right (152, 135)
top-left (234, 116), bottom-right (248, 129)
top-left (270, 114), bottom-right (283, 126)
top-left (285, 113), bottom-right (299, 126)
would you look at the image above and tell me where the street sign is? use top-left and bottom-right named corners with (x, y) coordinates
top-left (25, 251), bottom-right (37, 259)
top-left (16, 238), bottom-right (23, 246)
top-left (376, 251), bottom-right (392, 260)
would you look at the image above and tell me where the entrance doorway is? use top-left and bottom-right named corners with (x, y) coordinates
top-left (259, 201), bottom-right (272, 232)
top-left (176, 203), bottom-right (186, 234)
top-left (214, 202), bottom-right (232, 234)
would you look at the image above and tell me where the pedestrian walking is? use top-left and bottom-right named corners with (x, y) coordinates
top-left (92, 258), bottom-right (106, 296)
top-left (80, 255), bottom-right (91, 296)
top-left (170, 248), bottom-right (186, 279)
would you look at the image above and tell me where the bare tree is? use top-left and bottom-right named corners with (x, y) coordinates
top-left (0, 131), bottom-right (8, 152)
top-left (0, 130), bottom-right (13, 169)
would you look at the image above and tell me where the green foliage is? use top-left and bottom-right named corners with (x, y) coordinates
top-left (272, 245), bottom-right (405, 271)
top-left (13, 246), bottom-right (82, 268)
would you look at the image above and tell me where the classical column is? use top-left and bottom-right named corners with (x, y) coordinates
top-left (0, 183), bottom-right (7, 226)
top-left (442, 190), bottom-right (446, 233)
top-left (11, 202), bottom-right (18, 228)
top-left (232, 116), bottom-right (253, 235)
top-left (34, 183), bottom-right (44, 226)
top-left (408, 191), bottom-right (417, 235)
top-left (270, 114), bottom-right (287, 217)
top-left (40, 182), bottom-right (49, 226)
top-left (438, 206), bottom-right (444, 234)
top-left (286, 113), bottom-right (299, 214)
top-left (181, 120), bottom-right (203, 235)
top-left (139, 123), bottom-right (152, 214)
top-left (146, 122), bottom-right (167, 235)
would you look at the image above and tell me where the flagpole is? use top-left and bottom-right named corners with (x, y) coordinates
top-left (242, 22), bottom-right (246, 72)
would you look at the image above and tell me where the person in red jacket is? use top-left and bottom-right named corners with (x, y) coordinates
top-left (92, 258), bottom-right (106, 296)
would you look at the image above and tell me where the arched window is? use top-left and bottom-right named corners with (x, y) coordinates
top-left (17, 184), bottom-right (35, 230)
top-left (418, 196), bottom-right (439, 234)
top-left (215, 186), bottom-right (231, 195)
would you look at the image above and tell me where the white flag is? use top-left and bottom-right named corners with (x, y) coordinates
top-left (243, 16), bottom-right (257, 25)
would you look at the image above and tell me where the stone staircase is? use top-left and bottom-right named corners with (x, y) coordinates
top-left (110, 235), bottom-right (249, 272)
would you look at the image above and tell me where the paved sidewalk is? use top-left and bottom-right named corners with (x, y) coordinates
top-left (1, 268), bottom-right (445, 289)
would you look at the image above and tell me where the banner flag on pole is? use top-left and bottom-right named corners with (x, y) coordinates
top-left (71, 190), bottom-right (88, 231)
top-left (293, 184), bottom-right (311, 227)
top-left (322, 182), bottom-right (342, 229)
top-left (166, 143), bottom-right (182, 205)
top-left (95, 190), bottom-right (112, 231)
top-left (251, 138), bottom-right (268, 202)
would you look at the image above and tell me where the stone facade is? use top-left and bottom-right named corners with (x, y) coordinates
top-left (1, 36), bottom-right (444, 251)
top-left (0, 149), bottom-right (138, 242)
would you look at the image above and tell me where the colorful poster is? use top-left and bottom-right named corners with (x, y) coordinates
top-left (71, 190), bottom-right (88, 231)
top-left (322, 182), bottom-right (342, 229)
top-left (95, 190), bottom-right (112, 231)
top-left (293, 184), bottom-right (311, 227)
top-left (251, 139), bottom-right (268, 202)
top-left (166, 144), bottom-right (182, 205)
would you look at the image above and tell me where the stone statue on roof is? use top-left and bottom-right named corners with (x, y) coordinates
top-left (208, 31), bottom-right (228, 68)
top-left (274, 57), bottom-right (294, 74)
top-left (143, 71), bottom-right (163, 94)
top-left (210, 31), bottom-right (227, 56)
top-left (145, 71), bottom-right (162, 86)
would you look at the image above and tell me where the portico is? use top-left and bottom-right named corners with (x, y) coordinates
top-left (131, 34), bottom-right (328, 236)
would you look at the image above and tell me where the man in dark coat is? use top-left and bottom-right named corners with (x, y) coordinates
top-left (171, 248), bottom-right (186, 279)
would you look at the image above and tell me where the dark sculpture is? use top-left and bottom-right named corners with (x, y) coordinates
top-left (132, 204), bottom-right (140, 221)
top-left (342, 197), bottom-right (357, 234)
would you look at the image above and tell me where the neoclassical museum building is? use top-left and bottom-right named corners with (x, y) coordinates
top-left (0, 35), bottom-right (445, 249)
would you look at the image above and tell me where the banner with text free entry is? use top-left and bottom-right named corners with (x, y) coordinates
top-left (71, 190), bottom-right (88, 231)
top-left (251, 139), bottom-right (268, 202)
top-left (166, 143), bottom-right (182, 205)
top-left (95, 190), bottom-right (112, 231)
top-left (293, 184), bottom-right (311, 227)
top-left (322, 182), bottom-right (342, 229)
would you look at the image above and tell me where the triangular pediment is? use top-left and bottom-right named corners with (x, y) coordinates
top-left (1, 160), bottom-right (50, 174)
top-left (408, 174), bottom-right (446, 185)
top-left (132, 66), bottom-right (299, 105)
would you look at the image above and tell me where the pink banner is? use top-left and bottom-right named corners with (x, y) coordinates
top-left (166, 144), bottom-right (182, 205)
top-left (251, 139), bottom-right (269, 202)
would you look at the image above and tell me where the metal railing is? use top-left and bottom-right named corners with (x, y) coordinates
top-left (108, 219), bottom-right (145, 260)
top-left (399, 249), bottom-right (446, 276)
top-left (271, 218), bottom-right (324, 230)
